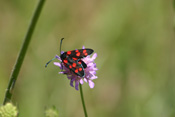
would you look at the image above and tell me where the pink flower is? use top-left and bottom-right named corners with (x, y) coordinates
top-left (53, 46), bottom-right (98, 90)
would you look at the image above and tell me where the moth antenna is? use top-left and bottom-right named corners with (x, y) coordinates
top-left (60, 38), bottom-right (64, 56)
top-left (60, 38), bottom-right (64, 70)
top-left (45, 57), bottom-right (56, 68)
top-left (45, 38), bottom-right (64, 68)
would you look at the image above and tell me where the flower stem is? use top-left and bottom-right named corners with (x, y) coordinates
top-left (3, 0), bottom-right (46, 105)
top-left (79, 84), bottom-right (88, 117)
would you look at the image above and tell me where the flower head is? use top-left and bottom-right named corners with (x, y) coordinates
top-left (0, 103), bottom-right (18, 117)
top-left (54, 46), bottom-right (98, 90)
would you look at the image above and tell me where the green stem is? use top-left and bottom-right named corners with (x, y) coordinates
top-left (79, 84), bottom-right (88, 117)
top-left (3, 0), bottom-right (45, 105)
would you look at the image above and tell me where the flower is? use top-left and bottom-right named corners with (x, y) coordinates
top-left (45, 106), bottom-right (59, 117)
top-left (0, 103), bottom-right (18, 117)
top-left (53, 46), bottom-right (98, 90)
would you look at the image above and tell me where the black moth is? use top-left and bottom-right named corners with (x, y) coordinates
top-left (45, 38), bottom-right (94, 77)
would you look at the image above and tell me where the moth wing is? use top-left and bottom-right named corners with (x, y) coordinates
top-left (78, 60), bottom-right (87, 68)
top-left (63, 57), bottom-right (85, 77)
top-left (65, 49), bottom-right (94, 59)
top-left (71, 65), bottom-right (85, 77)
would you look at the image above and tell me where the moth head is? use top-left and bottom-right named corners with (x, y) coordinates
top-left (60, 53), bottom-right (67, 60)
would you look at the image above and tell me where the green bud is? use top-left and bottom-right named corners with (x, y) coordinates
top-left (45, 106), bottom-right (59, 117)
top-left (0, 103), bottom-right (18, 117)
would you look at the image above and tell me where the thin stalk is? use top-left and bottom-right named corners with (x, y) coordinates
top-left (3, 0), bottom-right (46, 105)
top-left (79, 84), bottom-right (88, 117)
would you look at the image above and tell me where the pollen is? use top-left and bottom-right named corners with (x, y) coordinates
top-left (76, 52), bottom-right (80, 56)
top-left (67, 51), bottom-right (71, 55)
top-left (79, 68), bottom-right (82, 71)
top-left (63, 59), bottom-right (68, 63)
top-left (72, 63), bottom-right (76, 67)
top-left (75, 69), bottom-right (78, 73)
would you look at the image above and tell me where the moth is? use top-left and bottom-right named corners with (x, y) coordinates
top-left (45, 38), bottom-right (94, 77)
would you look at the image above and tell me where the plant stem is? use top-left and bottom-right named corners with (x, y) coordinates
top-left (3, 0), bottom-right (46, 105)
top-left (79, 84), bottom-right (88, 117)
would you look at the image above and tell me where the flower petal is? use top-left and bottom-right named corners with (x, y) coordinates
top-left (87, 63), bottom-right (94, 67)
top-left (91, 76), bottom-right (98, 80)
top-left (54, 62), bottom-right (61, 67)
top-left (59, 71), bottom-right (64, 74)
top-left (80, 79), bottom-right (84, 84)
top-left (89, 80), bottom-right (95, 88)
top-left (55, 55), bottom-right (60, 59)
top-left (92, 53), bottom-right (97, 60)
top-left (89, 71), bottom-right (96, 75)
top-left (75, 81), bottom-right (79, 90)
top-left (84, 78), bottom-right (87, 82)
top-left (70, 79), bottom-right (74, 87)
top-left (61, 51), bottom-right (64, 54)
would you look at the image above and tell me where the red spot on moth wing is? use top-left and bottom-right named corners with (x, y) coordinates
top-left (63, 59), bottom-right (68, 63)
top-left (72, 57), bottom-right (78, 60)
top-left (78, 61), bottom-right (81, 64)
top-left (84, 52), bottom-right (88, 56)
top-left (72, 63), bottom-right (76, 67)
top-left (79, 68), bottom-right (82, 71)
top-left (67, 51), bottom-right (71, 55)
top-left (83, 49), bottom-right (87, 53)
top-left (75, 69), bottom-right (78, 73)
top-left (69, 65), bottom-right (72, 68)
top-left (75, 50), bottom-right (79, 52)
top-left (76, 52), bottom-right (80, 56)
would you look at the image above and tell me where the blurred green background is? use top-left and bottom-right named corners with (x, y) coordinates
top-left (0, 0), bottom-right (174, 117)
